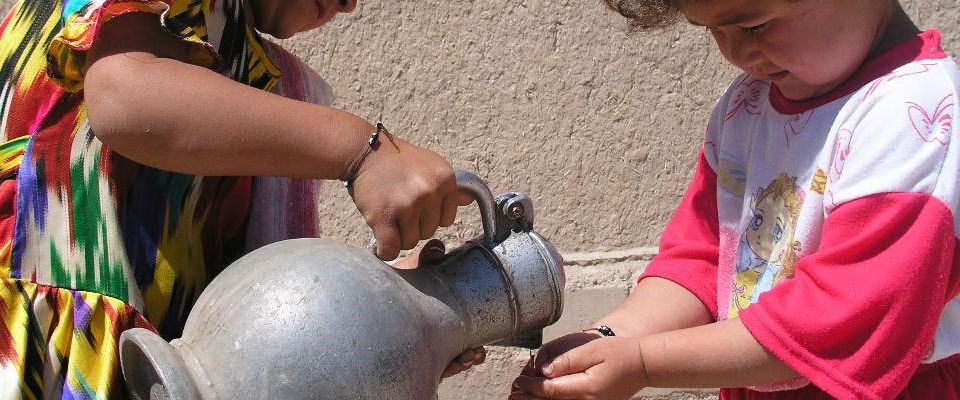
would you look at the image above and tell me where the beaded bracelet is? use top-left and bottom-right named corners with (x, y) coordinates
top-left (581, 325), bottom-right (616, 337)
top-left (340, 122), bottom-right (391, 188)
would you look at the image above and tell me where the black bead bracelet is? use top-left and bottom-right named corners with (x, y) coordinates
top-left (581, 325), bottom-right (616, 337)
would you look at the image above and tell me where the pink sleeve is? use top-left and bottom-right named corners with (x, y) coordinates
top-left (639, 148), bottom-right (720, 319)
top-left (740, 193), bottom-right (960, 399)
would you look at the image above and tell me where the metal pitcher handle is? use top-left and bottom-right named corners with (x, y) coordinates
top-left (456, 170), bottom-right (535, 243)
top-left (368, 171), bottom-right (535, 254)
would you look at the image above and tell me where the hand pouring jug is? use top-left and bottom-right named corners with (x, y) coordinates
top-left (119, 171), bottom-right (565, 400)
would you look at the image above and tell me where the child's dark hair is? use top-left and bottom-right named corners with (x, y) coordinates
top-left (601, 0), bottom-right (683, 31)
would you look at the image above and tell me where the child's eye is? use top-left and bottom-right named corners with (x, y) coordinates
top-left (741, 23), bottom-right (768, 34)
top-left (751, 214), bottom-right (763, 230)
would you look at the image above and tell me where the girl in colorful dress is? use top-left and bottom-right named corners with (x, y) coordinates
top-left (512, 0), bottom-right (960, 399)
top-left (0, 0), bottom-right (474, 398)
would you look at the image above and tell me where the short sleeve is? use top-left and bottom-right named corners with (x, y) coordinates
top-left (740, 193), bottom-right (960, 399)
top-left (639, 146), bottom-right (721, 319)
top-left (47, 0), bottom-right (220, 92)
top-left (739, 59), bottom-right (960, 399)
top-left (824, 60), bottom-right (960, 211)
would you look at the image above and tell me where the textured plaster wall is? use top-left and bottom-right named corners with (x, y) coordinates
top-left (282, 2), bottom-right (960, 399)
top-left (289, 1), bottom-right (960, 253)
top-left (2, 0), bottom-right (957, 399)
top-left (285, 2), bottom-right (960, 398)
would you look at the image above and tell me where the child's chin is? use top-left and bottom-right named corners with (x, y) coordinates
top-left (776, 84), bottom-right (823, 102)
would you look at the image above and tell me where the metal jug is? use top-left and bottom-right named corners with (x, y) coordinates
top-left (119, 171), bottom-right (565, 400)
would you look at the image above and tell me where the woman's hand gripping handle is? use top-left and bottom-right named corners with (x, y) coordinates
top-left (345, 124), bottom-right (473, 260)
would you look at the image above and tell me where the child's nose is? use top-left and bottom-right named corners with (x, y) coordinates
top-left (728, 37), bottom-right (764, 70)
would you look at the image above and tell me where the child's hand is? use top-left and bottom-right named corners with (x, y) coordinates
top-left (508, 331), bottom-right (603, 399)
top-left (510, 336), bottom-right (648, 400)
top-left (348, 137), bottom-right (472, 261)
top-left (517, 331), bottom-right (605, 378)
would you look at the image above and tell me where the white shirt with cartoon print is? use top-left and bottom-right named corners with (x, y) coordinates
top-left (640, 30), bottom-right (960, 400)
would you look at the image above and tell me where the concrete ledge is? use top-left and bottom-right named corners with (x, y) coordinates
top-left (561, 246), bottom-right (659, 266)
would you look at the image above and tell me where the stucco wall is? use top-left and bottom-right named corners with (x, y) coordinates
top-left (3, 0), bottom-right (958, 398)
top-left (288, 1), bottom-right (960, 252)
top-left (283, 2), bottom-right (959, 398)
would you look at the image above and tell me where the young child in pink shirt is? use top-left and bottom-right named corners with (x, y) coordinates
top-left (512, 0), bottom-right (960, 399)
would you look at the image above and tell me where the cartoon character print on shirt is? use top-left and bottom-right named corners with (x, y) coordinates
top-left (782, 111), bottom-right (814, 146)
top-left (716, 158), bottom-right (747, 197)
top-left (724, 77), bottom-right (768, 121)
top-left (728, 173), bottom-right (805, 318)
top-left (860, 61), bottom-right (941, 101)
top-left (826, 128), bottom-right (854, 208)
top-left (908, 93), bottom-right (953, 145)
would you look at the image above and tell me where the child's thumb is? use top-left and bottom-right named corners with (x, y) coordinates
top-left (541, 347), bottom-right (600, 379)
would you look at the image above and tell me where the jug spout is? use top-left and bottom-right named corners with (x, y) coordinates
top-left (413, 230), bottom-right (563, 350)
top-left (121, 328), bottom-right (202, 400)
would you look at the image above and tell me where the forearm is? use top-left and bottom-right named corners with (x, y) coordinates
top-left (512, 310), bottom-right (797, 398)
top-left (582, 271), bottom-right (788, 390)
top-left (593, 277), bottom-right (713, 337)
top-left (79, 12), bottom-right (465, 261)
top-left (639, 318), bottom-right (799, 389)
top-left (85, 53), bottom-right (370, 178)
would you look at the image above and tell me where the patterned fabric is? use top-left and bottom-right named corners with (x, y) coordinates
top-left (244, 41), bottom-right (330, 251)
top-left (0, 0), bottom-right (325, 398)
top-left (0, 278), bottom-right (154, 399)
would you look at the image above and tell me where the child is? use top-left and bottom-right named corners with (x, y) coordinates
top-left (512, 0), bottom-right (960, 399)
top-left (0, 0), bottom-right (477, 398)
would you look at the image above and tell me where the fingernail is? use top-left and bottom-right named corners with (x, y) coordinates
top-left (426, 241), bottom-right (444, 253)
top-left (542, 361), bottom-right (553, 375)
top-left (426, 238), bottom-right (443, 248)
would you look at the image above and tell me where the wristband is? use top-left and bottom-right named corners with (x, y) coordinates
top-left (580, 325), bottom-right (615, 337)
top-left (340, 122), bottom-right (391, 188)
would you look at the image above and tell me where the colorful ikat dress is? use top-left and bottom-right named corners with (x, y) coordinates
top-left (0, 0), bottom-right (326, 398)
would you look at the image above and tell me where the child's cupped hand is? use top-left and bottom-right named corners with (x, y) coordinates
top-left (347, 136), bottom-right (473, 261)
top-left (510, 334), bottom-right (648, 400)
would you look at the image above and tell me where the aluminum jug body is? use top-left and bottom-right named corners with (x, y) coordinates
top-left (119, 172), bottom-right (564, 400)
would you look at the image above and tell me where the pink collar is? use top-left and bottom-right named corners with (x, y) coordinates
top-left (770, 30), bottom-right (947, 114)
